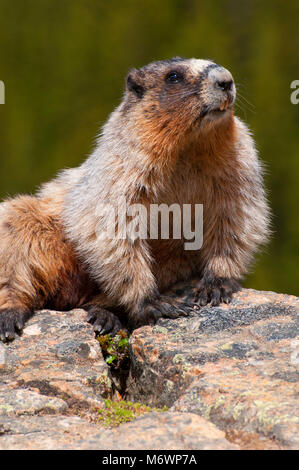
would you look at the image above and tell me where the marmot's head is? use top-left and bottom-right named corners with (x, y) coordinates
top-left (122, 58), bottom-right (236, 149)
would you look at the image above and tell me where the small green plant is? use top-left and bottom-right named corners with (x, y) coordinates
top-left (97, 399), bottom-right (168, 427)
top-left (97, 330), bottom-right (130, 369)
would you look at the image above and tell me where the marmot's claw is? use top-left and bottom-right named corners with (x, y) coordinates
top-left (131, 295), bottom-right (196, 329)
top-left (86, 306), bottom-right (123, 336)
top-left (0, 309), bottom-right (31, 342)
top-left (194, 277), bottom-right (240, 307)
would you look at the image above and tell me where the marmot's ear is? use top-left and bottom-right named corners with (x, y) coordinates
top-left (126, 69), bottom-right (145, 99)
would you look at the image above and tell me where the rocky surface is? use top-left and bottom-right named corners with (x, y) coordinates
top-left (0, 411), bottom-right (237, 450)
top-left (0, 415), bottom-right (101, 450)
top-left (127, 284), bottom-right (299, 449)
top-left (0, 309), bottom-right (112, 408)
top-left (0, 284), bottom-right (298, 449)
top-left (71, 412), bottom-right (238, 450)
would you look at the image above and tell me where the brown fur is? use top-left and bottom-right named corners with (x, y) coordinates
top-left (0, 196), bottom-right (95, 313)
top-left (0, 58), bottom-right (270, 340)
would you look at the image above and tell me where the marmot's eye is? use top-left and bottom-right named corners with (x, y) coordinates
top-left (166, 71), bottom-right (183, 84)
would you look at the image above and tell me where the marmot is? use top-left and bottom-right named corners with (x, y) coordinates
top-left (0, 57), bottom-right (270, 342)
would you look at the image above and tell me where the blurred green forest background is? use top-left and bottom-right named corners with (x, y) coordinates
top-left (0, 0), bottom-right (298, 295)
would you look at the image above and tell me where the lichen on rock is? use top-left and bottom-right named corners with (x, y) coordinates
top-left (0, 284), bottom-right (298, 450)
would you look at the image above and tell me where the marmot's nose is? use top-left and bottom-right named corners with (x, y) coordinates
top-left (209, 67), bottom-right (234, 92)
top-left (208, 66), bottom-right (235, 105)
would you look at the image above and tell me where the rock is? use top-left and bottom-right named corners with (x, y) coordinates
top-left (0, 387), bottom-right (67, 416)
top-left (0, 411), bottom-right (237, 450)
top-left (72, 412), bottom-right (238, 450)
top-left (0, 415), bottom-right (102, 450)
top-left (127, 285), bottom-right (299, 449)
top-left (0, 308), bottom-right (115, 450)
top-left (0, 285), bottom-right (298, 450)
top-left (0, 309), bottom-right (113, 409)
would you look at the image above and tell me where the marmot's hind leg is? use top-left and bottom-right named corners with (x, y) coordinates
top-left (0, 195), bottom-right (92, 342)
top-left (0, 308), bottom-right (33, 342)
top-left (81, 292), bottom-right (125, 336)
top-left (86, 306), bottom-right (124, 336)
top-left (128, 295), bottom-right (196, 330)
top-left (194, 273), bottom-right (241, 307)
top-left (85, 295), bottom-right (195, 336)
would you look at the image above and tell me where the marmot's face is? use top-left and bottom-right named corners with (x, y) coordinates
top-left (125, 57), bottom-right (236, 136)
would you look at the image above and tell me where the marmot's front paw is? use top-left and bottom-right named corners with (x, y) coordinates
top-left (86, 306), bottom-right (123, 336)
top-left (0, 308), bottom-right (32, 342)
top-left (194, 276), bottom-right (240, 307)
top-left (130, 295), bottom-right (196, 329)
